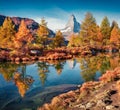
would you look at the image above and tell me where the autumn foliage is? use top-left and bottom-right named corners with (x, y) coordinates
top-left (110, 26), bottom-right (120, 45)
top-left (0, 13), bottom-right (120, 52)
top-left (99, 67), bottom-right (120, 83)
top-left (0, 17), bottom-right (16, 48)
top-left (14, 72), bottom-right (34, 97)
top-left (14, 20), bottom-right (33, 49)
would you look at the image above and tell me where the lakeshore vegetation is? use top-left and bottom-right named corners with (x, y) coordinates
top-left (0, 12), bottom-right (120, 60)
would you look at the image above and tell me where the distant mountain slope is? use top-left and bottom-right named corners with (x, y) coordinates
top-left (0, 15), bottom-right (55, 37)
top-left (0, 15), bottom-right (39, 31)
top-left (60, 15), bottom-right (80, 41)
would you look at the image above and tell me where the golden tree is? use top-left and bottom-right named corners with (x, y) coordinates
top-left (94, 26), bottom-right (103, 46)
top-left (36, 18), bottom-right (49, 48)
top-left (110, 26), bottom-right (120, 45)
top-left (80, 12), bottom-right (98, 45)
top-left (14, 20), bottom-right (33, 49)
top-left (97, 26), bottom-right (103, 42)
top-left (110, 20), bottom-right (119, 32)
top-left (52, 30), bottom-right (65, 48)
top-left (68, 34), bottom-right (82, 47)
top-left (100, 16), bottom-right (111, 45)
top-left (0, 17), bottom-right (16, 48)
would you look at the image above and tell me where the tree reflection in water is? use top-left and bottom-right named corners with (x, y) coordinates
top-left (37, 60), bottom-right (66, 86)
top-left (78, 53), bottom-right (120, 82)
top-left (0, 63), bottom-right (18, 81)
top-left (0, 63), bottom-right (34, 97)
top-left (37, 62), bottom-right (49, 85)
top-left (54, 61), bottom-right (65, 75)
top-left (0, 53), bottom-right (119, 97)
top-left (14, 65), bottom-right (34, 97)
top-left (14, 72), bottom-right (34, 97)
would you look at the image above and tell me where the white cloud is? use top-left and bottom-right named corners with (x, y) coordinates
top-left (34, 17), bottom-right (67, 32)
top-left (46, 17), bottom-right (66, 31)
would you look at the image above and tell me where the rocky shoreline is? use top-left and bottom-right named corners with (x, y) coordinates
top-left (38, 67), bottom-right (120, 110)
top-left (0, 46), bottom-right (119, 63)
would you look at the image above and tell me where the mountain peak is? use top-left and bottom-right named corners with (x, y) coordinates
top-left (70, 14), bottom-right (75, 19)
top-left (65, 14), bottom-right (76, 28)
top-left (60, 14), bottom-right (80, 40)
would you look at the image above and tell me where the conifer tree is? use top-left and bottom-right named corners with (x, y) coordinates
top-left (14, 20), bottom-right (33, 49)
top-left (36, 18), bottom-right (49, 48)
top-left (110, 26), bottom-right (120, 45)
top-left (0, 17), bottom-right (16, 48)
top-left (80, 12), bottom-right (98, 45)
top-left (97, 26), bottom-right (103, 42)
top-left (100, 16), bottom-right (111, 45)
top-left (110, 20), bottom-right (119, 31)
top-left (68, 34), bottom-right (82, 47)
top-left (53, 30), bottom-right (65, 48)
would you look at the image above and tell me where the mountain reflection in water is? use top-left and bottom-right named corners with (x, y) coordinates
top-left (0, 53), bottom-right (120, 110)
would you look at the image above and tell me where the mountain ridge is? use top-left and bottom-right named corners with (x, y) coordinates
top-left (0, 14), bottom-right (39, 31)
top-left (0, 15), bottom-right (55, 37)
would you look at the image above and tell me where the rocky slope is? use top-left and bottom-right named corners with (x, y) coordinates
top-left (38, 67), bottom-right (120, 110)
top-left (0, 15), bottom-right (39, 31)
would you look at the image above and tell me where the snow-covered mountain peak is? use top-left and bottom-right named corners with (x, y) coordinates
top-left (59, 14), bottom-right (80, 40)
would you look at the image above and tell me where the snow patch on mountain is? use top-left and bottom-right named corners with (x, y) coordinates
top-left (59, 14), bottom-right (80, 41)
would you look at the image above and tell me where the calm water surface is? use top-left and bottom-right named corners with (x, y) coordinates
top-left (0, 53), bottom-right (120, 110)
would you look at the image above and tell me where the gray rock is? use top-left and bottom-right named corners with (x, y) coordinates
top-left (97, 100), bottom-right (105, 106)
top-left (86, 102), bottom-right (96, 109)
top-left (106, 105), bottom-right (114, 110)
top-left (74, 104), bottom-right (85, 109)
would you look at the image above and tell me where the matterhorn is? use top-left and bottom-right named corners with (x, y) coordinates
top-left (60, 14), bottom-right (80, 41)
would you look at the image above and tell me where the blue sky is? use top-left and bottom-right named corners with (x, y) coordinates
top-left (0, 0), bottom-right (120, 31)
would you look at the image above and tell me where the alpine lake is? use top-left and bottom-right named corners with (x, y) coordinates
top-left (0, 53), bottom-right (120, 110)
